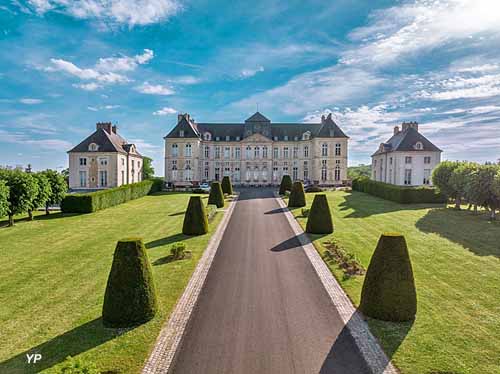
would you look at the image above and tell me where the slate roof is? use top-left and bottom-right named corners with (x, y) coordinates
top-left (372, 126), bottom-right (442, 156)
top-left (68, 126), bottom-right (142, 156)
top-left (165, 112), bottom-right (348, 141)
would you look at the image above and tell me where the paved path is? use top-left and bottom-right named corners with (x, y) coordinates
top-left (172, 188), bottom-right (371, 374)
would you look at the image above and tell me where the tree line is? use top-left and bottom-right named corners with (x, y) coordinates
top-left (432, 161), bottom-right (500, 220)
top-left (0, 168), bottom-right (67, 227)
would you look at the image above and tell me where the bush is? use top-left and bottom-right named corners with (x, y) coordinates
top-left (61, 180), bottom-right (158, 213)
top-left (102, 238), bottom-right (158, 328)
top-left (221, 176), bottom-right (233, 195)
top-left (288, 181), bottom-right (306, 207)
top-left (301, 208), bottom-right (310, 217)
top-left (305, 185), bottom-right (324, 193)
top-left (279, 175), bottom-right (293, 195)
top-left (208, 181), bottom-right (224, 208)
top-left (59, 356), bottom-right (99, 374)
top-left (359, 233), bottom-right (417, 322)
top-left (352, 177), bottom-right (445, 204)
top-left (192, 188), bottom-right (208, 194)
top-left (306, 194), bottom-right (334, 234)
top-left (170, 242), bottom-right (186, 260)
top-left (206, 204), bottom-right (218, 221)
top-left (182, 196), bottom-right (209, 235)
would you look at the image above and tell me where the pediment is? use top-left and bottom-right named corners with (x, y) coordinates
top-left (243, 133), bottom-right (272, 143)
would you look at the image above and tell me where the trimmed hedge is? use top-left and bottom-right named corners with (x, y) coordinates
top-left (306, 194), bottom-right (334, 234)
top-left (352, 177), bottom-right (445, 204)
top-left (279, 175), bottom-right (293, 195)
top-left (102, 238), bottom-right (158, 327)
top-left (61, 179), bottom-right (163, 213)
top-left (182, 196), bottom-right (209, 235)
top-left (288, 181), bottom-right (306, 207)
top-left (221, 176), bottom-right (234, 195)
top-left (359, 233), bottom-right (417, 322)
top-left (208, 181), bottom-right (224, 208)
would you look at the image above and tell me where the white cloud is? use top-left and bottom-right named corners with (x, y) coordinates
top-left (26, 0), bottom-right (181, 26)
top-left (166, 75), bottom-right (200, 85)
top-left (240, 66), bottom-right (264, 78)
top-left (20, 98), bottom-right (43, 104)
top-left (0, 129), bottom-right (72, 151)
top-left (48, 58), bottom-right (129, 83)
top-left (96, 49), bottom-right (153, 72)
top-left (87, 105), bottom-right (120, 111)
top-left (153, 107), bottom-right (177, 115)
top-left (73, 82), bottom-right (101, 91)
top-left (135, 82), bottom-right (174, 95)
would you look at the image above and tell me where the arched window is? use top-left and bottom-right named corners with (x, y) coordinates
top-left (415, 142), bottom-right (423, 150)
top-left (204, 132), bottom-right (211, 141)
top-left (322, 143), bottom-right (328, 157)
top-left (88, 143), bottom-right (98, 151)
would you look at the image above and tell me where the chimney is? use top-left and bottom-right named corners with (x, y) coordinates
top-left (112, 125), bottom-right (117, 134)
top-left (96, 122), bottom-right (113, 134)
top-left (177, 113), bottom-right (191, 123)
top-left (321, 114), bottom-right (326, 123)
top-left (401, 121), bottom-right (418, 132)
top-left (327, 113), bottom-right (332, 120)
top-left (394, 126), bottom-right (400, 135)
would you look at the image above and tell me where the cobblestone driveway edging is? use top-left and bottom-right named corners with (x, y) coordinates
top-left (275, 194), bottom-right (399, 374)
top-left (142, 194), bottom-right (238, 374)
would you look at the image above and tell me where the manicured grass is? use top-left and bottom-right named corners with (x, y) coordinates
top-left (291, 191), bottom-right (500, 374)
top-left (0, 192), bottom-right (224, 373)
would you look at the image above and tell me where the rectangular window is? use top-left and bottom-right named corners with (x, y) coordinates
top-left (292, 167), bottom-right (298, 181)
top-left (235, 147), bottom-right (241, 159)
top-left (293, 147), bottom-right (298, 158)
top-left (283, 147), bottom-right (289, 158)
top-left (79, 157), bottom-right (87, 166)
top-left (204, 168), bottom-right (209, 179)
top-left (234, 167), bottom-right (240, 182)
top-left (335, 143), bottom-right (341, 156)
top-left (254, 147), bottom-right (260, 158)
top-left (389, 157), bottom-right (393, 165)
top-left (405, 156), bottom-right (412, 164)
top-left (423, 169), bottom-right (431, 185)
top-left (322, 144), bottom-right (328, 157)
top-left (215, 146), bottom-right (221, 159)
top-left (121, 170), bottom-right (125, 185)
top-left (303, 146), bottom-right (309, 158)
top-left (404, 169), bottom-right (412, 185)
top-left (79, 171), bottom-right (87, 187)
top-left (99, 170), bottom-right (108, 187)
top-left (226, 135), bottom-right (230, 141)
top-left (335, 167), bottom-right (341, 181)
top-left (99, 158), bottom-right (108, 166)
top-left (185, 144), bottom-right (192, 157)
top-left (424, 156), bottom-right (431, 164)
top-left (263, 146), bottom-right (268, 158)
top-left (224, 147), bottom-right (230, 159)
top-left (171, 144), bottom-right (178, 157)
top-left (179, 130), bottom-right (184, 137)
top-left (273, 147), bottom-right (279, 158)
top-left (374, 159), bottom-right (377, 166)
top-left (273, 167), bottom-right (278, 181)
top-left (204, 146), bottom-right (210, 158)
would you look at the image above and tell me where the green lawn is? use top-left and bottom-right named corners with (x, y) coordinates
top-left (291, 191), bottom-right (500, 374)
top-left (0, 192), bottom-right (224, 374)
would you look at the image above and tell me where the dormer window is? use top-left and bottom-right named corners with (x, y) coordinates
top-left (274, 136), bottom-right (278, 141)
top-left (89, 143), bottom-right (98, 151)
top-left (302, 131), bottom-right (311, 141)
top-left (236, 136), bottom-right (240, 141)
top-left (284, 135), bottom-right (288, 141)
top-left (415, 142), bottom-right (423, 150)
top-left (203, 132), bottom-right (211, 141)
top-left (215, 136), bottom-right (220, 141)
top-left (179, 130), bottom-right (184, 137)
top-left (226, 135), bottom-right (230, 141)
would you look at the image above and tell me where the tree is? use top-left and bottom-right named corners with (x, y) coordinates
top-left (0, 181), bottom-right (9, 218)
top-left (42, 169), bottom-right (67, 215)
top-left (221, 176), bottom-right (233, 195)
top-left (0, 169), bottom-right (38, 227)
top-left (464, 164), bottom-right (483, 214)
top-left (432, 161), bottom-right (460, 206)
top-left (279, 175), bottom-right (293, 195)
top-left (288, 181), bottom-right (306, 207)
top-left (348, 164), bottom-right (371, 179)
top-left (142, 157), bottom-right (155, 180)
top-left (476, 164), bottom-right (500, 221)
top-left (208, 181), bottom-right (224, 208)
top-left (182, 196), bottom-right (209, 235)
top-left (102, 238), bottom-right (158, 327)
top-left (305, 194), bottom-right (334, 234)
top-left (28, 173), bottom-right (52, 220)
top-left (449, 162), bottom-right (475, 209)
top-left (359, 233), bottom-right (417, 322)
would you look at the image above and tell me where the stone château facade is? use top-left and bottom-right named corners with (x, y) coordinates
top-left (164, 112), bottom-right (349, 186)
top-left (67, 122), bottom-right (143, 191)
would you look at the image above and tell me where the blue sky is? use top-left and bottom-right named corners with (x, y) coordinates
top-left (1, 0), bottom-right (500, 173)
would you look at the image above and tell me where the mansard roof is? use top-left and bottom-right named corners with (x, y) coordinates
top-left (164, 112), bottom-right (348, 141)
top-left (68, 123), bottom-right (142, 156)
top-left (372, 125), bottom-right (442, 157)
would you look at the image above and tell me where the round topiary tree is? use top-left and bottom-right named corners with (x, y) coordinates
top-left (279, 175), bottom-right (293, 195)
top-left (221, 176), bottom-right (233, 195)
top-left (288, 181), bottom-right (306, 207)
top-left (102, 238), bottom-right (158, 328)
top-left (359, 233), bottom-right (417, 322)
top-left (305, 194), bottom-right (333, 234)
top-left (208, 181), bottom-right (224, 208)
top-left (182, 196), bottom-right (209, 235)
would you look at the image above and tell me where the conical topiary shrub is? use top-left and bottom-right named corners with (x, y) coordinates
top-left (182, 196), bottom-right (208, 235)
top-left (305, 194), bottom-right (333, 234)
top-left (279, 175), bottom-right (293, 195)
top-left (221, 176), bottom-right (233, 195)
top-left (288, 181), bottom-right (306, 207)
top-left (102, 238), bottom-right (158, 327)
top-left (359, 233), bottom-right (417, 322)
top-left (208, 181), bottom-right (224, 208)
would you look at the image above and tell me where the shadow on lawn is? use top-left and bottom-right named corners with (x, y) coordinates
top-left (319, 312), bottom-right (414, 374)
top-left (146, 233), bottom-right (193, 249)
top-left (0, 318), bottom-right (131, 373)
top-left (416, 208), bottom-right (500, 258)
top-left (339, 191), bottom-right (441, 218)
top-left (0, 212), bottom-right (80, 227)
